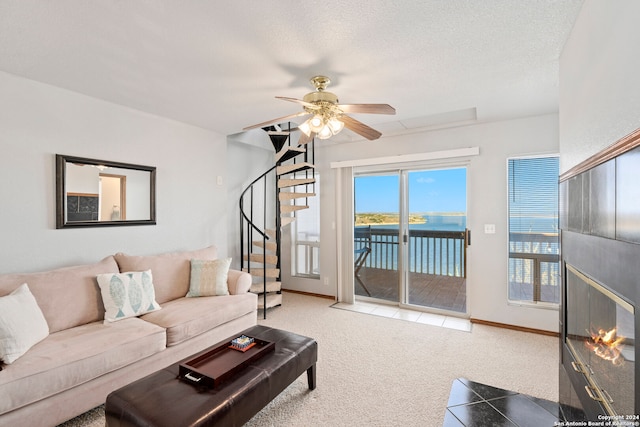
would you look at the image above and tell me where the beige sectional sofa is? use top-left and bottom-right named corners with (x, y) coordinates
top-left (0, 246), bottom-right (257, 427)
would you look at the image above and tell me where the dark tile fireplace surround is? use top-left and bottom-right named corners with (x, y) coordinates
top-left (559, 128), bottom-right (640, 422)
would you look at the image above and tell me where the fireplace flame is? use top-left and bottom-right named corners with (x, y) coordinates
top-left (586, 327), bottom-right (626, 365)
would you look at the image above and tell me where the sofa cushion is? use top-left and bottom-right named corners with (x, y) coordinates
top-left (0, 284), bottom-right (49, 364)
top-left (141, 292), bottom-right (257, 347)
top-left (0, 317), bottom-right (166, 415)
top-left (0, 256), bottom-right (120, 333)
top-left (227, 269), bottom-right (252, 295)
top-left (96, 270), bottom-right (161, 322)
top-left (114, 246), bottom-right (218, 304)
top-left (187, 258), bottom-right (231, 297)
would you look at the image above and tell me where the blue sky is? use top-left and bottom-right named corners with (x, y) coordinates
top-left (355, 168), bottom-right (467, 213)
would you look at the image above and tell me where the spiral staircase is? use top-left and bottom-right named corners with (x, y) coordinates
top-left (239, 125), bottom-right (316, 318)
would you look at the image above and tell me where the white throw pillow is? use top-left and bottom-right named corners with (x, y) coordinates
top-left (0, 283), bottom-right (49, 364)
top-left (186, 258), bottom-right (231, 297)
top-left (96, 270), bottom-right (161, 322)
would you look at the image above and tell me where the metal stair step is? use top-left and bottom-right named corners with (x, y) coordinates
top-left (243, 253), bottom-right (278, 265)
top-left (278, 178), bottom-right (315, 188)
top-left (280, 217), bottom-right (295, 227)
top-left (250, 281), bottom-right (282, 294)
top-left (275, 146), bottom-right (305, 163)
top-left (279, 192), bottom-right (316, 201)
top-left (267, 131), bottom-right (291, 153)
top-left (257, 293), bottom-right (283, 310)
top-left (280, 205), bottom-right (309, 213)
top-left (297, 132), bottom-right (314, 146)
top-left (276, 162), bottom-right (314, 176)
top-left (252, 240), bottom-right (278, 252)
top-left (243, 268), bottom-right (280, 278)
top-left (251, 276), bottom-right (279, 283)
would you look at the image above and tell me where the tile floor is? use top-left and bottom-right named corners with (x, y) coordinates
top-left (444, 378), bottom-right (564, 426)
top-left (331, 300), bottom-right (472, 332)
top-left (355, 267), bottom-right (467, 313)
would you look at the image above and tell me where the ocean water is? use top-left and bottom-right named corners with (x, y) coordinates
top-left (409, 214), bottom-right (466, 231)
top-left (363, 214), bottom-right (558, 232)
top-left (359, 215), bottom-right (466, 275)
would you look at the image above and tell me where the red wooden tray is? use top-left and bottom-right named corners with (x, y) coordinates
top-left (178, 336), bottom-right (275, 389)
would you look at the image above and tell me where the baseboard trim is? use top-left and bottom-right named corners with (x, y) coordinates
top-left (470, 318), bottom-right (559, 337)
top-left (281, 289), bottom-right (336, 300)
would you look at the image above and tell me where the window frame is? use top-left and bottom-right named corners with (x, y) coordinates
top-left (290, 172), bottom-right (320, 279)
top-left (506, 154), bottom-right (560, 309)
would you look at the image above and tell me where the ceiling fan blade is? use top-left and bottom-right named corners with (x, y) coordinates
top-left (337, 103), bottom-right (396, 115)
top-left (243, 111), bottom-right (310, 131)
top-left (275, 96), bottom-right (320, 109)
top-left (339, 115), bottom-right (383, 140)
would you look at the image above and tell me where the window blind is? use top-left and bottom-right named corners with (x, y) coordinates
top-left (508, 156), bottom-right (560, 305)
top-left (508, 157), bottom-right (559, 233)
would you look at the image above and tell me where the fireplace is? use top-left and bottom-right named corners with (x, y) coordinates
top-left (559, 129), bottom-right (640, 421)
top-left (565, 264), bottom-right (635, 417)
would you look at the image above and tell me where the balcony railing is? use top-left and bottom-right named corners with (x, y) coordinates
top-left (355, 227), bottom-right (467, 277)
top-left (508, 232), bottom-right (560, 303)
top-left (296, 229), bottom-right (559, 304)
top-left (294, 240), bottom-right (320, 277)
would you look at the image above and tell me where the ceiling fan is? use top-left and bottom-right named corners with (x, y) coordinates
top-left (243, 75), bottom-right (396, 141)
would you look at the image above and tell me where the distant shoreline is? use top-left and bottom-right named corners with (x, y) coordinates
top-left (357, 221), bottom-right (424, 226)
top-left (357, 212), bottom-right (465, 216)
top-left (355, 212), bottom-right (464, 226)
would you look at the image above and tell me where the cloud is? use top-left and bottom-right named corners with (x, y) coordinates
top-left (416, 177), bottom-right (435, 184)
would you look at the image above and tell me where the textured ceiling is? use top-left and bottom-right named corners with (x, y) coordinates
top-left (0, 1), bottom-right (584, 141)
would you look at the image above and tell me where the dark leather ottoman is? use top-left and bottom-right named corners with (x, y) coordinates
top-left (105, 325), bottom-right (317, 427)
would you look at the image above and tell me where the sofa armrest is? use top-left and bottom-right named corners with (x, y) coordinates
top-left (227, 269), bottom-right (252, 295)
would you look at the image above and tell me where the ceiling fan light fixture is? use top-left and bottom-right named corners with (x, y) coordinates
top-left (317, 125), bottom-right (333, 140)
top-left (298, 119), bottom-right (312, 136)
top-left (328, 117), bottom-right (344, 134)
top-left (309, 115), bottom-right (325, 133)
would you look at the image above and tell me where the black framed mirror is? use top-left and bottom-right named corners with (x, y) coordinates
top-left (56, 154), bottom-right (156, 229)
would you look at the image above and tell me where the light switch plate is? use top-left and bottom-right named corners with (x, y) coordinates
top-left (484, 224), bottom-right (496, 234)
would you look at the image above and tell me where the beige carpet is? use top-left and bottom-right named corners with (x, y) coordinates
top-left (58, 292), bottom-right (558, 427)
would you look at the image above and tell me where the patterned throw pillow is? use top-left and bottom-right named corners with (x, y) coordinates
top-left (186, 258), bottom-right (231, 297)
top-left (0, 283), bottom-right (49, 364)
top-left (96, 270), bottom-right (161, 322)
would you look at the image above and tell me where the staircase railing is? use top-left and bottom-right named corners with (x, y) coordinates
top-left (239, 125), bottom-right (315, 319)
top-left (239, 165), bottom-right (277, 318)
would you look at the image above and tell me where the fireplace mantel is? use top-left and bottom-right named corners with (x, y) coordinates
top-left (560, 127), bottom-right (640, 182)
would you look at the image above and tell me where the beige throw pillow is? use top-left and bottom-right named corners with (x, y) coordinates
top-left (186, 258), bottom-right (231, 297)
top-left (0, 283), bottom-right (49, 364)
top-left (96, 270), bottom-right (161, 322)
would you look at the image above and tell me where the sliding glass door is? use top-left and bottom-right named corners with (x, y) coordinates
top-left (354, 173), bottom-right (400, 303)
top-left (405, 169), bottom-right (467, 313)
top-left (354, 167), bottom-right (468, 314)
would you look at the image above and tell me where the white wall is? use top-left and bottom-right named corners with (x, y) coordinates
top-left (560, 0), bottom-right (640, 172)
top-left (291, 114), bottom-right (560, 331)
top-left (0, 71), bottom-right (229, 273)
top-left (226, 131), bottom-right (276, 271)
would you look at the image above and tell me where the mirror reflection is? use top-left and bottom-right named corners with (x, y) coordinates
top-left (56, 155), bottom-right (156, 228)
